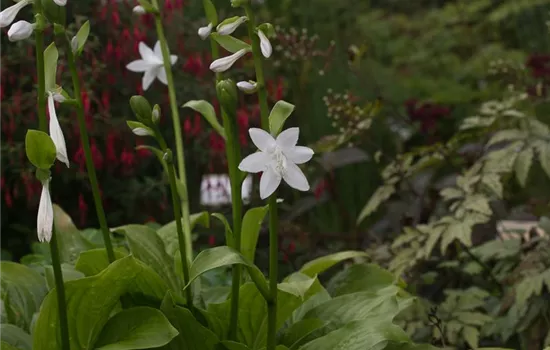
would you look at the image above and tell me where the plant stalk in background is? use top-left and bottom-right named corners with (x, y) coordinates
top-left (62, 34), bottom-right (116, 263)
top-left (33, 2), bottom-right (70, 349)
top-left (151, 0), bottom-right (194, 259)
top-left (244, 4), bottom-right (279, 349)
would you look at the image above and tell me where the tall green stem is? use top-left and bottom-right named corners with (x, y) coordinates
top-left (244, 4), bottom-right (278, 350)
top-left (34, 3), bottom-right (70, 349)
top-left (64, 36), bottom-right (115, 263)
top-left (202, 3), bottom-right (244, 339)
top-left (152, 1), bottom-right (193, 259)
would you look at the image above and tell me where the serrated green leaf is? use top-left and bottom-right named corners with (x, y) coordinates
top-left (268, 100), bottom-right (295, 136)
top-left (357, 185), bottom-right (395, 225)
top-left (440, 220), bottom-right (473, 254)
top-left (73, 20), bottom-right (90, 56)
top-left (25, 130), bottom-right (57, 170)
top-left (440, 188), bottom-right (463, 201)
top-left (481, 174), bottom-right (503, 198)
top-left (182, 100), bottom-right (226, 139)
top-left (462, 195), bottom-right (492, 216)
top-left (514, 146), bottom-right (534, 187)
top-left (534, 140), bottom-right (550, 179)
top-left (487, 129), bottom-right (526, 147)
top-left (44, 43), bottom-right (58, 92)
top-left (241, 206), bottom-right (268, 263)
top-left (210, 33), bottom-right (250, 54)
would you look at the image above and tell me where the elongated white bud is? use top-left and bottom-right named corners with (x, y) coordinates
top-left (257, 30), bottom-right (272, 58)
top-left (217, 16), bottom-right (247, 36)
top-left (37, 179), bottom-right (53, 243)
top-left (0, 0), bottom-right (32, 28)
top-left (53, 0), bottom-right (67, 6)
top-left (132, 127), bottom-right (153, 136)
top-left (198, 23), bottom-right (213, 40)
top-left (237, 81), bottom-right (258, 94)
top-left (210, 49), bottom-right (249, 73)
top-left (7, 20), bottom-right (34, 42)
top-left (133, 5), bottom-right (146, 14)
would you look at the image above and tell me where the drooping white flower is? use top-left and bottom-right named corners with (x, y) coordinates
top-left (133, 5), bottom-right (146, 14)
top-left (126, 41), bottom-right (178, 91)
top-left (198, 23), bottom-right (213, 40)
top-left (53, 0), bottom-right (67, 5)
top-left (37, 179), bottom-right (53, 243)
top-left (237, 80), bottom-right (258, 94)
top-left (0, 0), bottom-right (32, 28)
top-left (47, 92), bottom-right (70, 167)
top-left (257, 30), bottom-right (272, 58)
top-left (7, 20), bottom-right (34, 42)
top-left (210, 48), bottom-right (249, 73)
top-left (238, 127), bottom-right (314, 199)
top-left (217, 16), bottom-right (247, 36)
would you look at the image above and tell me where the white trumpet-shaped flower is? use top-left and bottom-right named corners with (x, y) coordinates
top-left (210, 48), bottom-right (249, 73)
top-left (7, 20), bottom-right (34, 42)
top-left (37, 179), bottom-right (53, 243)
top-left (0, 0), bottom-right (32, 28)
top-left (53, 0), bottom-right (67, 5)
top-left (238, 127), bottom-right (314, 199)
top-left (217, 16), bottom-right (247, 36)
top-left (133, 5), bottom-right (146, 14)
top-left (257, 30), bottom-right (272, 58)
top-left (126, 41), bottom-right (178, 91)
top-left (198, 23), bottom-right (213, 40)
top-left (47, 92), bottom-right (70, 167)
top-left (237, 80), bottom-right (258, 94)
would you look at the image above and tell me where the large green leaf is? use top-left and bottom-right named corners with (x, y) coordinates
top-left (279, 319), bottom-right (326, 349)
top-left (75, 248), bottom-right (128, 276)
top-left (0, 262), bottom-right (48, 331)
top-left (241, 206), bottom-right (268, 263)
top-left (157, 212), bottom-right (210, 256)
top-left (0, 324), bottom-right (32, 350)
top-left (114, 225), bottom-right (181, 293)
top-left (299, 251), bottom-right (368, 277)
top-left (44, 263), bottom-right (85, 290)
top-left (1, 342), bottom-right (20, 350)
top-left (95, 307), bottom-right (178, 350)
top-left (52, 204), bottom-right (96, 263)
top-left (33, 256), bottom-right (168, 350)
top-left (327, 264), bottom-right (402, 297)
top-left (160, 292), bottom-right (220, 350)
top-left (186, 246), bottom-right (269, 299)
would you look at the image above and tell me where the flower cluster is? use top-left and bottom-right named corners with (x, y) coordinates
top-left (405, 99), bottom-right (450, 134)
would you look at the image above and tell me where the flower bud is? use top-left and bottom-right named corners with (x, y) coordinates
top-left (53, 0), bottom-right (67, 6)
top-left (209, 49), bottom-right (249, 73)
top-left (0, 0), bottom-right (32, 28)
top-left (237, 81), bottom-right (258, 94)
top-left (198, 23), bottom-right (213, 40)
top-left (8, 20), bottom-right (34, 42)
top-left (152, 104), bottom-right (161, 124)
top-left (130, 95), bottom-right (153, 125)
top-left (133, 5), bottom-right (146, 14)
top-left (257, 30), bottom-right (272, 58)
top-left (216, 16), bottom-right (247, 36)
top-left (217, 79), bottom-right (238, 113)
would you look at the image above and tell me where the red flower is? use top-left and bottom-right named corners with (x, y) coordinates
top-left (183, 54), bottom-right (206, 77)
top-left (208, 235), bottom-right (216, 247)
top-left (106, 132), bottom-right (118, 165)
top-left (91, 141), bottom-right (104, 171)
top-left (78, 193), bottom-right (88, 226)
top-left (120, 148), bottom-right (136, 170)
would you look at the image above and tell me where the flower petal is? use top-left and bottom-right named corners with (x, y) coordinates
top-left (249, 128), bottom-right (276, 152)
top-left (276, 127), bottom-right (299, 149)
top-left (126, 59), bottom-right (154, 72)
top-left (260, 168), bottom-right (281, 200)
top-left (284, 146), bottom-right (314, 164)
top-left (37, 180), bottom-right (53, 243)
top-left (48, 94), bottom-right (70, 167)
top-left (157, 67), bottom-right (168, 85)
top-left (142, 68), bottom-right (157, 91)
top-left (170, 55), bottom-right (178, 65)
top-left (154, 41), bottom-right (162, 59)
top-left (258, 30), bottom-right (272, 58)
top-left (283, 162), bottom-right (309, 191)
top-left (238, 151), bottom-right (270, 173)
top-left (139, 42), bottom-right (161, 64)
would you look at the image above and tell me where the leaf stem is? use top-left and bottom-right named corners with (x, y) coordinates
top-left (244, 4), bottom-right (278, 350)
top-left (152, 1), bottom-right (193, 260)
top-left (34, 2), bottom-right (70, 348)
top-left (63, 35), bottom-right (116, 263)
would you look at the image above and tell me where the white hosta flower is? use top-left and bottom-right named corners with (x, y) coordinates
top-left (126, 41), bottom-right (178, 91)
top-left (132, 127), bottom-right (153, 136)
top-left (257, 30), bottom-right (272, 58)
top-left (237, 80), bottom-right (258, 94)
top-left (53, 0), bottom-right (67, 5)
top-left (198, 23), bottom-right (213, 40)
top-left (210, 48), bottom-right (249, 73)
top-left (47, 92), bottom-right (70, 167)
top-left (0, 0), bottom-right (32, 28)
top-left (238, 127), bottom-right (314, 199)
top-left (7, 20), bottom-right (34, 42)
top-left (37, 179), bottom-right (53, 243)
top-left (133, 5), bottom-right (146, 14)
top-left (217, 16), bottom-right (247, 36)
